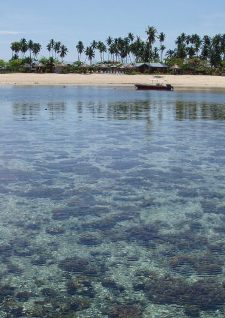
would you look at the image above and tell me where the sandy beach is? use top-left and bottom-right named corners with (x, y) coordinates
top-left (0, 73), bottom-right (225, 89)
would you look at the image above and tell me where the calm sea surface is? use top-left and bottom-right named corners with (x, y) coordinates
top-left (1, 86), bottom-right (225, 317)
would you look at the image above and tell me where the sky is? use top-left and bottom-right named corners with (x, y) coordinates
top-left (1, 0), bottom-right (225, 62)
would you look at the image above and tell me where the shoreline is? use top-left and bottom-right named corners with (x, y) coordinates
top-left (0, 73), bottom-right (225, 90)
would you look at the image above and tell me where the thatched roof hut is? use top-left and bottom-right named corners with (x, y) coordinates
top-left (135, 62), bottom-right (168, 73)
top-left (54, 63), bottom-right (69, 73)
top-left (170, 64), bottom-right (181, 74)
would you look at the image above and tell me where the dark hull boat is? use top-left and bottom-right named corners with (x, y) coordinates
top-left (135, 83), bottom-right (174, 91)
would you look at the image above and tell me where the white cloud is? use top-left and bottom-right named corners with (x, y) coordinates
top-left (0, 31), bottom-right (20, 35)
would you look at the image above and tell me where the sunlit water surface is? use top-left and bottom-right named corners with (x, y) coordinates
top-left (1, 86), bottom-right (225, 317)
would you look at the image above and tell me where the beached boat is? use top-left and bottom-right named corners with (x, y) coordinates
top-left (135, 82), bottom-right (174, 91)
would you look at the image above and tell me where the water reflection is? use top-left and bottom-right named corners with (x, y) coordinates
top-left (75, 100), bottom-right (152, 120)
top-left (106, 100), bottom-right (151, 120)
top-left (12, 94), bottom-right (225, 123)
top-left (13, 102), bottom-right (41, 121)
top-left (13, 101), bottom-right (66, 120)
top-left (47, 102), bottom-right (66, 120)
top-left (176, 101), bottom-right (225, 120)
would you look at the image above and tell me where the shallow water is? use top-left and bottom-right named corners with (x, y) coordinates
top-left (1, 86), bottom-right (225, 317)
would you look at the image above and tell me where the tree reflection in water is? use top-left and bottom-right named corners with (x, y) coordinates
top-left (13, 101), bottom-right (66, 121)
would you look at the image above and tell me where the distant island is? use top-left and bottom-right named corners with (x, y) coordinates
top-left (1, 26), bottom-right (225, 76)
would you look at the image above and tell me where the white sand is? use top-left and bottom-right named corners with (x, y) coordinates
top-left (0, 73), bottom-right (225, 89)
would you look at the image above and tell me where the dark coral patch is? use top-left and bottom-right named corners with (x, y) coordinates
top-left (101, 277), bottom-right (125, 292)
top-left (78, 233), bottom-right (102, 246)
top-left (0, 285), bottom-right (15, 302)
top-left (58, 256), bottom-right (105, 276)
top-left (107, 304), bottom-right (143, 318)
top-left (169, 253), bottom-right (223, 276)
top-left (51, 207), bottom-right (74, 220)
top-left (125, 224), bottom-right (160, 246)
top-left (46, 226), bottom-right (65, 235)
top-left (134, 271), bottom-right (225, 313)
top-left (66, 276), bottom-right (95, 297)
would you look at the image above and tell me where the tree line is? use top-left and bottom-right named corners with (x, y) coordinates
top-left (9, 27), bottom-right (165, 65)
top-left (3, 26), bottom-right (225, 73)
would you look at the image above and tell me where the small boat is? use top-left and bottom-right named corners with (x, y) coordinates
top-left (135, 82), bottom-right (174, 91)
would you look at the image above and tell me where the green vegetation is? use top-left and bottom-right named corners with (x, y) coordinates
top-left (1, 26), bottom-right (225, 74)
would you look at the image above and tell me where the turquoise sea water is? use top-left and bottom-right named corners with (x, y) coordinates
top-left (1, 86), bottom-right (225, 317)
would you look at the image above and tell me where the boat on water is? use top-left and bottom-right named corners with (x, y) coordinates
top-left (135, 81), bottom-right (174, 91)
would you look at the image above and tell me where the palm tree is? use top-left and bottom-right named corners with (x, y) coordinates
top-left (127, 33), bottom-right (135, 62)
top-left (117, 37), bottom-right (125, 62)
top-left (54, 41), bottom-right (61, 59)
top-left (20, 38), bottom-right (28, 58)
top-left (153, 47), bottom-right (159, 61)
top-left (210, 34), bottom-right (222, 67)
top-left (159, 32), bottom-right (165, 44)
top-left (202, 35), bottom-right (211, 47)
top-left (130, 36), bottom-right (145, 62)
top-left (85, 46), bottom-right (95, 65)
top-left (47, 43), bottom-right (52, 57)
top-left (160, 44), bottom-right (166, 62)
top-left (47, 39), bottom-right (55, 58)
top-left (201, 35), bottom-right (211, 60)
top-left (165, 49), bottom-right (175, 59)
top-left (59, 45), bottom-right (68, 62)
top-left (106, 36), bottom-right (113, 47)
top-left (190, 34), bottom-right (202, 56)
top-left (28, 40), bottom-right (34, 62)
top-left (32, 43), bottom-right (41, 60)
top-left (108, 42), bottom-right (117, 62)
top-left (113, 38), bottom-right (119, 62)
top-left (159, 32), bottom-right (166, 62)
top-left (91, 40), bottom-right (97, 49)
top-left (146, 26), bottom-right (157, 62)
top-left (125, 37), bottom-right (132, 62)
top-left (180, 33), bottom-right (187, 43)
top-left (187, 46), bottom-right (196, 59)
top-left (176, 44), bottom-right (187, 60)
top-left (185, 35), bottom-right (191, 46)
top-left (221, 34), bottom-right (225, 60)
top-left (106, 36), bottom-right (113, 61)
top-left (10, 42), bottom-right (21, 59)
top-left (128, 33), bottom-right (134, 43)
top-left (76, 41), bottom-right (84, 61)
top-left (97, 41), bottom-right (107, 62)
top-left (175, 34), bottom-right (187, 60)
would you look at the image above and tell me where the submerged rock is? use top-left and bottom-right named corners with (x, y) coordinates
top-left (66, 276), bottom-right (94, 297)
top-left (78, 233), bottom-right (101, 246)
top-left (7, 262), bottom-right (23, 275)
top-left (108, 304), bottom-right (143, 318)
top-left (16, 290), bottom-right (34, 301)
top-left (1, 297), bottom-right (24, 316)
top-left (69, 297), bottom-right (91, 311)
top-left (46, 226), bottom-right (65, 235)
top-left (58, 256), bottom-right (105, 276)
top-left (0, 243), bottom-right (13, 257)
top-left (0, 285), bottom-right (15, 302)
top-left (21, 187), bottom-right (64, 200)
top-left (31, 255), bottom-right (48, 266)
top-left (26, 222), bottom-right (41, 231)
top-left (59, 257), bottom-right (89, 273)
top-left (51, 207), bottom-right (75, 220)
top-left (101, 277), bottom-right (125, 292)
top-left (125, 224), bottom-right (160, 246)
top-left (134, 271), bottom-right (225, 313)
top-left (169, 253), bottom-right (223, 276)
top-left (41, 287), bottom-right (58, 298)
top-left (184, 305), bottom-right (200, 317)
